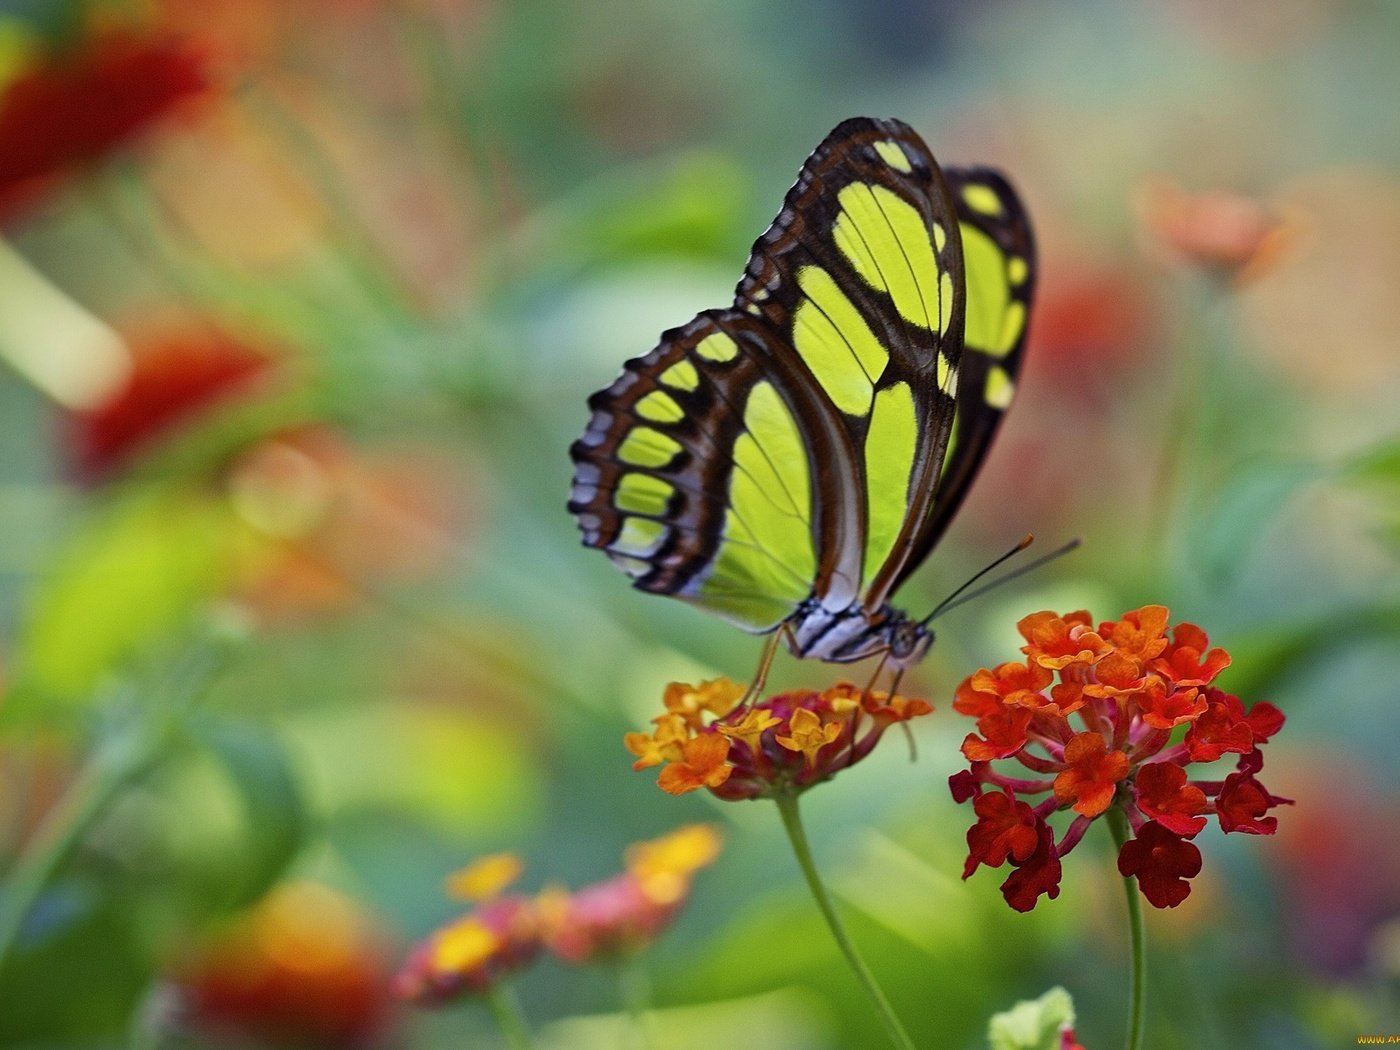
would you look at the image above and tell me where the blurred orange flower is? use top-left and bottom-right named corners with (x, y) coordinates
top-left (62, 325), bottom-right (473, 623)
top-left (395, 853), bottom-right (542, 1005)
top-left (226, 429), bottom-right (473, 622)
top-left (1136, 179), bottom-right (1288, 282)
top-left (395, 896), bottom-right (541, 1005)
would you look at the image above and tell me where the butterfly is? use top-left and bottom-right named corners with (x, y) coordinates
top-left (569, 117), bottom-right (1034, 673)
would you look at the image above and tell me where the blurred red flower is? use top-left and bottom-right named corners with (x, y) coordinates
top-left (538, 824), bottom-right (722, 965)
top-left (65, 330), bottom-right (279, 482)
top-left (0, 33), bottom-right (209, 224)
top-left (1027, 266), bottom-right (1151, 376)
top-left (176, 883), bottom-right (394, 1048)
top-left (400, 827), bottom-right (721, 1003)
top-left (225, 428), bottom-right (474, 622)
top-left (395, 854), bottom-right (541, 1005)
top-left (62, 326), bottom-right (472, 624)
top-left (395, 895), bottom-right (541, 1005)
top-left (1270, 764), bottom-right (1400, 977)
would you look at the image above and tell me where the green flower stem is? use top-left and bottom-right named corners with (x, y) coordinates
top-left (0, 641), bottom-right (228, 971)
top-left (483, 983), bottom-right (537, 1050)
top-left (1148, 280), bottom-right (1230, 571)
top-left (1105, 808), bottom-right (1147, 1050)
top-left (774, 792), bottom-right (917, 1050)
top-left (0, 711), bottom-right (175, 967)
top-left (617, 954), bottom-right (658, 1050)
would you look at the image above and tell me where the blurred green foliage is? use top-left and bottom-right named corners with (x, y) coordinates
top-left (0, 0), bottom-right (1398, 1048)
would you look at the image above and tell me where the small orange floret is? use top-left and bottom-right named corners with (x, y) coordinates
top-left (961, 706), bottom-right (1034, 762)
top-left (971, 660), bottom-right (1054, 708)
top-left (1136, 679), bottom-right (1207, 730)
top-left (1150, 621), bottom-right (1232, 687)
top-left (820, 682), bottom-right (867, 710)
top-left (1045, 679), bottom-right (1088, 717)
top-left (776, 707), bottom-right (842, 768)
top-left (717, 707), bottom-right (781, 754)
top-left (1018, 610), bottom-right (1111, 670)
top-left (879, 695), bottom-right (933, 720)
top-left (662, 677), bottom-right (745, 727)
top-left (1098, 605), bottom-right (1170, 664)
top-left (1082, 650), bottom-right (1150, 698)
top-left (954, 675), bottom-right (1003, 718)
top-left (656, 733), bottom-right (732, 796)
top-left (1053, 733), bottom-right (1129, 818)
top-left (625, 712), bottom-right (691, 770)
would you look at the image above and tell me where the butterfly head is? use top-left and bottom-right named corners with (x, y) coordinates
top-left (887, 616), bottom-right (932, 668)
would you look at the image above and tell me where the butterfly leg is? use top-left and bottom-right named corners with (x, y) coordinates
top-left (888, 665), bottom-right (907, 700)
top-left (741, 628), bottom-right (787, 707)
top-left (862, 650), bottom-right (893, 698)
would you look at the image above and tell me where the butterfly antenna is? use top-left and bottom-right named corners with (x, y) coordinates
top-left (920, 536), bottom-right (1081, 626)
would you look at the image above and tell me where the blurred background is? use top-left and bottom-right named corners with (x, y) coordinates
top-left (1, 0), bottom-right (1398, 1046)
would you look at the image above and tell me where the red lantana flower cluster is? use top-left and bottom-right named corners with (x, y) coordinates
top-left (951, 606), bottom-right (1288, 911)
top-left (626, 678), bottom-right (932, 799)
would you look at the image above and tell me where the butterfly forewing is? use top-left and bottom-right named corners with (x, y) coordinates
top-left (734, 117), bottom-right (967, 612)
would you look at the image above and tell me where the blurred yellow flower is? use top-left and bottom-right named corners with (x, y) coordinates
top-left (445, 852), bottom-right (524, 902)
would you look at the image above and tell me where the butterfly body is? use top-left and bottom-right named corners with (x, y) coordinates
top-left (786, 599), bottom-right (931, 667)
top-left (569, 118), bottom-right (1034, 669)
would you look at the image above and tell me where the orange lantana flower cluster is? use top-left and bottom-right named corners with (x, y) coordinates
top-left (626, 678), bottom-right (932, 800)
top-left (951, 606), bottom-right (1288, 911)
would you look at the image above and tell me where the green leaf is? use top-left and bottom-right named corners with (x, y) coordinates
top-left (1190, 461), bottom-right (1322, 582)
top-left (987, 986), bottom-right (1077, 1050)
top-left (1343, 435), bottom-right (1400, 485)
top-left (15, 486), bottom-right (240, 704)
top-left (538, 151), bottom-right (752, 278)
top-left (1342, 436), bottom-right (1400, 554)
top-left (190, 717), bottom-right (308, 910)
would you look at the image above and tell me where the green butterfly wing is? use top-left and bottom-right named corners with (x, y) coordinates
top-left (569, 118), bottom-right (1033, 643)
top-left (733, 117), bottom-right (966, 618)
top-left (571, 310), bottom-right (826, 631)
top-left (892, 167), bottom-right (1037, 588)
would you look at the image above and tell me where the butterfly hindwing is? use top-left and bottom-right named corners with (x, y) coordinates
top-left (894, 167), bottom-right (1036, 587)
top-left (570, 311), bottom-right (830, 632)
